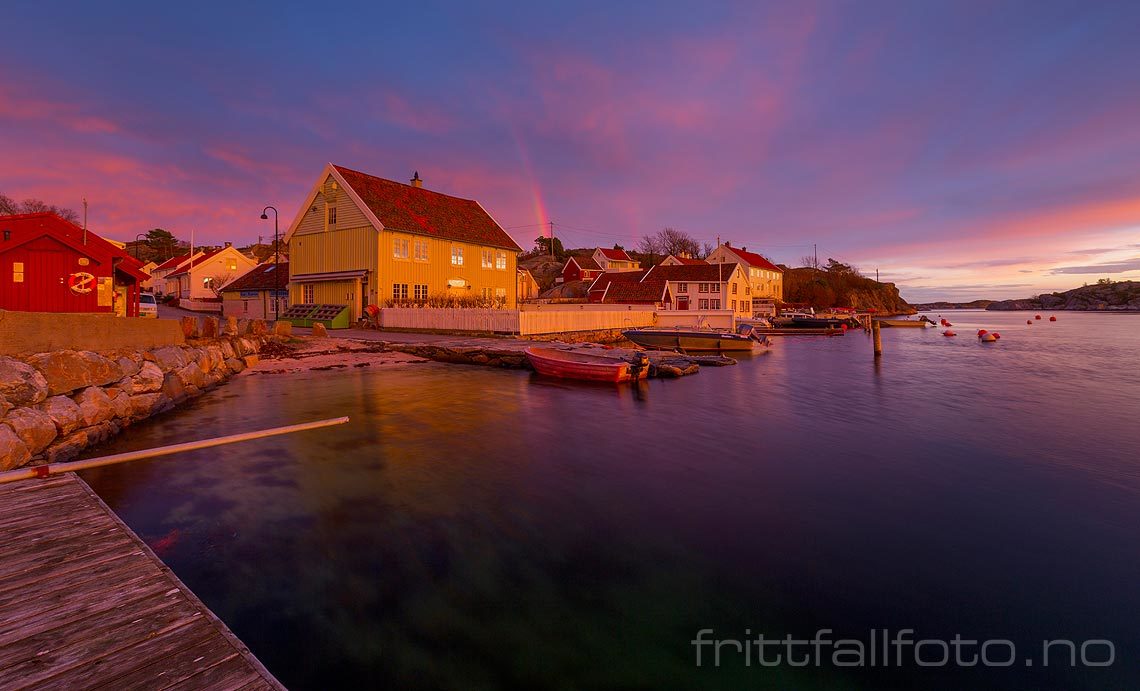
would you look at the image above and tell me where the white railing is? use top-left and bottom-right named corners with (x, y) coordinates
top-left (376, 306), bottom-right (660, 335)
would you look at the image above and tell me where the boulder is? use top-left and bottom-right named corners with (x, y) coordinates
top-left (43, 430), bottom-right (88, 464)
top-left (39, 395), bottom-right (84, 435)
top-left (224, 358), bottom-right (245, 373)
top-left (250, 319), bottom-right (268, 335)
top-left (207, 346), bottom-right (226, 371)
top-left (223, 316), bottom-right (239, 336)
top-left (162, 372), bottom-right (186, 402)
top-left (0, 357), bottom-right (50, 407)
top-left (181, 316), bottom-right (200, 339)
top-left (175, 362), bottom-right (206, 389)
top-left (146, 346), bottom-right (188, 372)
top-left (237, 318), bottom-right (251, 335)
top-left (312, 323), bottom-right (329, 338)
top-left (219, 340), bottom-right (236, 359)
top-left (116, 356), bottom-right (142, 378)
top-left (0, 393), bottom-right (10, 420)
top-left (242, 355), bottom-right (260, 369)
top-left (74, 387), bottom-right (115, 427)
top-left (0, 424), bottom-right (32, 470)
top-left (274, 320), bottom-right (293, 336)
top-left (108, 389), bottom-right (131, 419)
top-left (2, 407), bottom-right (58, 455)
top-left (25, 350), bottom-right (123, 396)
top-left (130, 361), bottom-right (165, 394)
top-left (85, 421), bottom-right (120, 446)
top-left (201, 316), bottom-right (220, 338)
top-left (128, 393), bottom-right (167, 419)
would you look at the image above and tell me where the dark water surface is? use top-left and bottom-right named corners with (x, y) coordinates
top-left (81, 312), bottom-right (1140, 690)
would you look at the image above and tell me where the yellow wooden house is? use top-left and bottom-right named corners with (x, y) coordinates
top-left (285, 164), bottom-right (522, 320)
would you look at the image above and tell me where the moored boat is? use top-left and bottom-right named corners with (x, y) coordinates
top-left (876, 317), bottom-right (935, 328)
top-left (622, 327), bottom-right (757, 352)
top-left (524, 347), bottom-right (648, 383)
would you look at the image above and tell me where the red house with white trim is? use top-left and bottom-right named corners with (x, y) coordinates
top-left (0, 213), bottom-right (148, 316)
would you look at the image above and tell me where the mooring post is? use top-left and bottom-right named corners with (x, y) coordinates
top-left (872, 320), bottom-right (883, 358)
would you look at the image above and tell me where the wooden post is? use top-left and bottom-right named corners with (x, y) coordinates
top-left (872, 320), bottom-right (882, 358)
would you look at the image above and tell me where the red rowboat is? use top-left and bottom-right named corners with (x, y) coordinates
top-left (524, 347), bottom-right (648, 383)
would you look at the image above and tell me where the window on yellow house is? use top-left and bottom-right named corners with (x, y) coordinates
top-left (303, 284), bottom-right (314, 303)
top-left (328, 207), bottom-right (337, 225)
top-left (228, 259), bottom-right (238, 271)
top-left (732, 283), bottom-right (738, 294)
top-left (482, 249), bottom-right (493, 268)
top-left (495, 287), bottom-right (506, 298)
top-left (495, 251), bottom-right (507, 270)
top-left (414, 239), bottom-right (429, 261)
top-left (414, 284), bottom-right (428, 300)
top-left (394, 238), bottom-right (409, 259)
top-left (451, 246), bottom-right (464, 266)
top-left (393, 283), bottom-right (408, 300)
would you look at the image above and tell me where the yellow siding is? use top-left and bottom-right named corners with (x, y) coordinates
top-left (378, 231), bottom-right (518, 307)
top-left (289, 280), bottom-right (360, 309)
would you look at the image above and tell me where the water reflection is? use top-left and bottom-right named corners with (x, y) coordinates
top-left (81, 314), bottom-right (1140, 690)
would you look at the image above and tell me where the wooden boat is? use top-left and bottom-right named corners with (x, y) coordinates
top-left (876, 318), bottom-right (934, 328)
top-left (524, 347), bottom-right (647, 383)
top-left (622, 327), bottom-right (756, 352)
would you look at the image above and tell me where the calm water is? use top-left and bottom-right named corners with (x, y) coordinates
top-left (81, 311), bottom-right (1140, 690)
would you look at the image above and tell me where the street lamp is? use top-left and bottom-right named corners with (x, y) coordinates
top-left (134, 233), bottom-right (148, 261)
top-left (260, 206), bottom-right (280, 321)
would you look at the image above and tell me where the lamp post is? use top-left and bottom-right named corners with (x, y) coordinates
top-left (134, 233), bottom-right (148, 261)
top-left (260, 206), bottom-right (280, 321)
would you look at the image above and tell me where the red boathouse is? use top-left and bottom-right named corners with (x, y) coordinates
top-left (0, 213), bottom-right (149, 317)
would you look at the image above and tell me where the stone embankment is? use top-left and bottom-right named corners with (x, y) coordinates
top-left (0, 316), bottom-right (291, 471)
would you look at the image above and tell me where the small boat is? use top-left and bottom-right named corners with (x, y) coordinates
top-left (771, 309), bottom-right (853, 329)
top-left (876, 317), bottom-right (935, 328)
top-left (622, 327), bottom-right (757, 352)
top-left (524, 347), bottom-right (647, 383)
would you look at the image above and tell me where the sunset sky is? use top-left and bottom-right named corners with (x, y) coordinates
top-left (2, 1), bottom-right (1138, 301)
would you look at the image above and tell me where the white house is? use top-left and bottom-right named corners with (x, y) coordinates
top-left (167, 244), bottom-right (258, 310)
top-left (643, 261), bottom-right (751, 317)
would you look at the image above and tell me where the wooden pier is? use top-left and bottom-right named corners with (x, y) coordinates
top-left (0, 474), bottom-right (284, 690)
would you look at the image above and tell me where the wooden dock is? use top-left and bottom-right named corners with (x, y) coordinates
top-left (0, 474), bottom-right (284, 690)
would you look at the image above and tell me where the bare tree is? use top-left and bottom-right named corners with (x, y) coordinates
top-left (800, 254), bottom-right (820, 270)
top-left (639, 227), bottom-right (703, 260)
top-left (0, 193), bottom-right (80, 223)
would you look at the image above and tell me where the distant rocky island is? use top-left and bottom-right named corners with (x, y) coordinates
top-left (913, 299), bottom-right (994, 311)
top-left (986, 280), bottom-right (1139, 311)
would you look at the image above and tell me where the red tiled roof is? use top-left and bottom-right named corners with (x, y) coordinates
top-left (601, 279), bottom-right (669, 304)
top-left (597, 247), bottom-right (633, 261)
top-left (567, 255), bottom-right (601, 271)
top-left (334, 165), bottom-right (521, 251)
top-left (587, 269), bottom-right (647, 294)
top-left (153, 253), bottom-right (191, 272)
top-left (647, 263), bottom-right (743, 282)
top-left (723, 246), bottom-right (783, 273)
top-left (219, 262), bottom-right (288, 292)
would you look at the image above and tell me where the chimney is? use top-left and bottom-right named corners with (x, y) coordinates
top-left (741, 246), bottom-right (747, 252)
top-left (411, 171), bottom-right (423, 188)
top-left (224, 241), bottom-right (232, 248)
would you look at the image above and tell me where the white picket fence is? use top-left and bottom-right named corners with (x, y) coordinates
top-left (377, 306), bottom-right (732, 335)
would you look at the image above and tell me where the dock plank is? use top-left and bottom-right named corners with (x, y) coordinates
top-left (0, 474), bottom-right (284, 690)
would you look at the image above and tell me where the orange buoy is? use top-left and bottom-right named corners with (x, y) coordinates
top-left (1049, 316), bottom-right (1057, 321)
top-left (1035, 314), bottom-right (1042, 320)
top-left (980, 333), bottom-right (997, 343)
top-left (943, 330), bottom-right (956, 337)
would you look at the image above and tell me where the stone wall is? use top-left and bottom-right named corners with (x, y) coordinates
top-left (0, 311), bottom-right (185, 356)
top-left (0, 320), bottom-right (288, 471)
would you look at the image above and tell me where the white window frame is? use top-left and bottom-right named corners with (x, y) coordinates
top-left (451, 246), bottom-right (464, 266)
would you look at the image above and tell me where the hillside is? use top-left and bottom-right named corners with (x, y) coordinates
top-left (783, 264), bottom-right (913, 314)
top-left (987, 280), bottom-right (1140, 311)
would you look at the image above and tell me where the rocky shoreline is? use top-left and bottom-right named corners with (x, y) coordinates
top-left (0, 316), bottom-right (291, 471)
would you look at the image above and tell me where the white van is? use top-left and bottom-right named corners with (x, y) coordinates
top-left (139, 292), bottom-right (158, 318)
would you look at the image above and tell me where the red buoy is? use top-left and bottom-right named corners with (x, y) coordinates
top-left (1027, 320), bottom-right (1032, 324)
top-left (1035, 314), bottom-right (1042, 320)
top-left (977, 329), bottom-right (988, 337)
top-left (943, 330), bottom-right (956, 337)
top-left (992, 332), bottom-right (1001, 340)
top-left (1049, 316), bottom-right (1057, 322)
